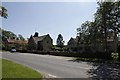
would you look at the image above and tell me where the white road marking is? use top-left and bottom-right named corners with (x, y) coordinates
top-left (35, 69), bottom-right (41, 73)
top-left (78, 66), bottom-right (92, 70)
top-left (35, 69), bottom-right (57, 78)
top-left (47, 74), bottom-right (57, 78)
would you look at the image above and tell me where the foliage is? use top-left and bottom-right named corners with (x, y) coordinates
top-left (77, 21), bottom-right (97, 49)
top-left (16, 43), bottom-right (27, 50)
top-left (77, 1), bottom-right (120, 52)
top-left (1, 28), bottom-right (14, 50)
top-left (0, 59), bottom-right (1, 79)
top-left (111, 52), bottom-right (119, 61)
top-left (1, 28), bottom-right (26, 50)
top-left (56, 34), bottom-right (64, 48)
top-left (51, 45), bottom-right (63, 51)
top-left (0, 6), bottom-right (8, 18)
top-left (95, 1), bottom-right (120, 51)
top-left (2, 59), bottom-right (42, 78)
top-left (1, 28), bottom-right (17, 40)
top-left (18, 34), bottom-right (25, 40)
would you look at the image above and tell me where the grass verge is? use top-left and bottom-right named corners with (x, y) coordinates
top-left (74, 57), bottom-right (120, 63)
top-left (0, 58), bottom-right (2, 79)
top-left (2, 58), bottom-right (43, 79)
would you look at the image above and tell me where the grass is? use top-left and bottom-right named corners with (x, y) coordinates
top-left (2, 59), bottom-right (43, 79)
top-left (0, 58), bottom-right (2, 79)
top-left (74, 57), bottom-right (120, 64)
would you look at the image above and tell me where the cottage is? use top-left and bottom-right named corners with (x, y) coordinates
top-left (27, 32), bottom-right (53, 51)
top-left (67, 37), bottom-right (78, 52)
top-left (4, 38), bottom-right (28, 50)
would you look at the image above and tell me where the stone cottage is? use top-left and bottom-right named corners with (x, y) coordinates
top-left (27, 32), bottom-right (53, 51)
top-left (3, 38), bottom-right (28, 50)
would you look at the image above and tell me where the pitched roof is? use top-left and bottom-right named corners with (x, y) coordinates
top-left (68, 37), bottom-right (78, 45)
top-left (7, 39), bottom-right (28, 44)
top-left (32, 34), bottom-right (48, 44)
top-left (38, 35), bottom-right (47, 41)
top-left (69, 37), bottom-right (78, 42)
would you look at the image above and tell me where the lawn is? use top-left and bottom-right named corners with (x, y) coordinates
top-left (0, 58), bottom-right (1, 79)
top-left (2, 59), bottom-right (43, 79)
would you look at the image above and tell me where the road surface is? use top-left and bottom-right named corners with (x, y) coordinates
top-left (1, 51), bottom-right (94, 78)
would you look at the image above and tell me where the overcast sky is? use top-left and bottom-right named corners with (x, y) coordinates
top-left (2, 2), bottom-right (98, 45)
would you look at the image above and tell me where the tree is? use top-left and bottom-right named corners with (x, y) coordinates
top-left (95, 2), bottom-right (111, 52)
top-left (77, 21), bottom-right (100, 51)
top-left (0, 6), bottom-right (8, 18)
top-left (108, 2), bottom-right (120, 52)
top-left (77, 1), bottom-right (120, 52)
top-left (2, 29), bottom-right (17, 41)
top-left (95, 1), bottom-right (120, 52)
top-left (77, 21), bottom-right (91, 45)
top-left (18, 34), bottom-right (25, 41)
top-left (56, 34), bottom-right (64, 48)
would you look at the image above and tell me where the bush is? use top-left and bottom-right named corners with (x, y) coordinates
top-left (111, 52), bottom-right (119, 61)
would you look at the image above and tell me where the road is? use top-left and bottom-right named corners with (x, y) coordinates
top-left (1, 52), bottom-right (94, 78)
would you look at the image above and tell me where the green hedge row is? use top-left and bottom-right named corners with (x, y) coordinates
top-left (17, 50), bottom-right (114, 60)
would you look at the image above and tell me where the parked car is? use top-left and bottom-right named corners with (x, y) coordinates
top-left (11, 47), bottom-right (16, 52)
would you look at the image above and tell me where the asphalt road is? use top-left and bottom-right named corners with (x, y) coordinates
top-left (1, 52), bottom-right (94, 78)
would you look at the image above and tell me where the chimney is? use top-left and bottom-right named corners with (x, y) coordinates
top-left (34, 32), bottom-right (39, 37)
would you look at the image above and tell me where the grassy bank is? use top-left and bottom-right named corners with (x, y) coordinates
top-left (0, 58), bottom-right (1, 79)
top-left (2, 59), bottom-right (42, 79)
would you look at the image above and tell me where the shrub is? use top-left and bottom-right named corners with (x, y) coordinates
top-left (111, 52), bottom-right (119, 61)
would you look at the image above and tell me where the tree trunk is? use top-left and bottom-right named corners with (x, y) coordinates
top-left (102, 3), bottom-right (107, 52)
top-left (114, 29), bottom-right (118, 52)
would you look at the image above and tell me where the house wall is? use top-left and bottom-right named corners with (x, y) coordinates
top-left (67, 39), bottom-right (120, 53)
top-left (67, 39), bottom-right (77, 51)
top-left (42, 35), bottom-right (53, 51)
top-left (27, 37), bottom-right (37, 50)
top-left (37, 41), bottom-right (43, 50)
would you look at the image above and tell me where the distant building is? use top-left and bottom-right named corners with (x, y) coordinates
top-left (4, 38), bottom-right (28, 50)
top-left (27, 32), bottom-right (53, 51)
top-left (67, 37), bottom-right (78, 52)
top-left (67, 32), bottom-right (120, 52)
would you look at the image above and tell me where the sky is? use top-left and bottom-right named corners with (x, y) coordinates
top-left (2, 1), bottom-right (98, 45)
